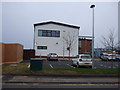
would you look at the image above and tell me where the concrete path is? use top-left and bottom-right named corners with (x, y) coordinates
top-left (2, 75), bottom-right (119, 84)
top-left (2, 75), bottom-right (120, 89)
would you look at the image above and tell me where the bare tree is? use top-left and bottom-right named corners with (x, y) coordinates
top-left (101, 29), bottom-right (118, 68)
top-left (116, 41), bottom-right (120, 54)
top-left (101, 29), bottom-right (117, 52)
top-left (63, 31), bottom-right (77, 59)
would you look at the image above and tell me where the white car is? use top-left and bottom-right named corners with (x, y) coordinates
top-left (100, 53), bottom-right (109, 61)
top-left (47, 53), bottom-right (58, 61)
top-left (72, 54), bottom-right (92, 68)
top-left (115, 54), bottom-right (120, 60)
top-left (107, 54), bottom-right (116, 61)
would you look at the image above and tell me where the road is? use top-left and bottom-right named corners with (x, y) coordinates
top-left (2, 84), bottom-right (119, 88)
top-left (42, 60), bottom-right (74, 68)
top-left (2, 75), bottom-right (119, 88)
top-left (93, 60), bottom-right (120, 68)
top-left (40, 60), bottom-right (120, 69)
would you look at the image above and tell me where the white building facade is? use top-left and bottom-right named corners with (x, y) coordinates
top-left (118, 1), bottom-right (120, 50)
top-left (34, 21), bottom-right (80, 57)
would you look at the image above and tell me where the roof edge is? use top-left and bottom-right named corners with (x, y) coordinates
top-left (34, 21), bottom-right (80, 29)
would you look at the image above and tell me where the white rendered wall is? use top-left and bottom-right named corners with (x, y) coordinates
top-left (34, 23), bottom-right (79, 57)
top-left (118, 1), bottom-right (120, 47)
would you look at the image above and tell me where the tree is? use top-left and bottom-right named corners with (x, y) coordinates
top-left (101, 29), bottom-right (118, 52)
top-left (101, 29), bottom-right (118, 68)
top-left (117, 41), bottom-right (120, 54)
top-left (63, 31), bottom-right (77, 60)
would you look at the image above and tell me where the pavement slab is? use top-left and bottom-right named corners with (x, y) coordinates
top-left (2, 75), bottom-right (120, 89)
top-left (2, 75), bottom-right (119, 84)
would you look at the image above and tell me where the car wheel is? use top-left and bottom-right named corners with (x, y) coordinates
top-left (89, 66), bottom-right (92, 68)
top-left (107, 58), bottom-right (109, 61)
top-left (72, 64), bottom-right (75, 67)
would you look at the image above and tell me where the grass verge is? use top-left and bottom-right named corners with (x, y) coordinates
top-left (2, 63), bottom-right (120, 74)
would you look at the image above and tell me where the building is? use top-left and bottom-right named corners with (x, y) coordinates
top-left (118, 2), bottom-right (120, 53)
top-left (23, 49), bottom-right (35, 60)
top-left (79, 36), bottom-right (92, 54)
top-left (0, 43), bottom-right (2, 64)
top-left (0, 43), bottom-right (23, 64)
top-left (34, 21), bottom-right (80, 57)
top-left (94, 48), bottom-right (102, 58)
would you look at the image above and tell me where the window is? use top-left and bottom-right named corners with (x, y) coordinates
top-left (81, 56), bottom-right (91, 59)
top-left (51, 31), bottom-right (56, 37)
top-left (37, 46), bottom-right (47, 50)
top-left (56, 31), bottom-right (60, 37)
top-left (42, 30), bottom-right (47, 36)
top-left (38, 30), bottom-right (60, 37)
top-left (38, 30), bottom-right (42, 36)
top-left (47, 30), bottom-right (52, 37)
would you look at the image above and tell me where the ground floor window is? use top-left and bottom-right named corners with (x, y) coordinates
top-left (37, 46), bottom-right (47, 50)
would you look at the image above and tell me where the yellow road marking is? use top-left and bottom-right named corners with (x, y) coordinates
top-left (58, 84), bottom-right (120, 86)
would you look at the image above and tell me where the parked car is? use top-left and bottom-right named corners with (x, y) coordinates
top-left (115, 54), bottom-right (120, 60)
top-left (100, 53), bottom-right (109, 61)
top-left (107, 54), bottom-right (116, 61)
top-left (72, 54), bottom-right (92, 68)
top-left (47, 53), bottom-right (58, 61)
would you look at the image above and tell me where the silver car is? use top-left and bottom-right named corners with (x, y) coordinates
top-left (115, 54), bottom-right (120, 60)
top-left (72, 54), bottom-right (92, 68)
top-left (47, 53), bottom-right (58, 61)
top-left (107, 54), bottom-right (116, 61)
top-left (100, 53), bottom-right (109, 61)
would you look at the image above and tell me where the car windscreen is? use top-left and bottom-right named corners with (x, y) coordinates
top-left (81, 56), bottom-right (91, 59)
top-left (117, 55), bottom-right (120, 57)
top-left (104, 54), bottom-right (108, 56)
top-left (50, 53), bottom-right (57, 55)
top-left (109, 55), bottom-right (116, 56)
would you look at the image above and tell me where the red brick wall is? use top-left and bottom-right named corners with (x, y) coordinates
top-left (16, 44), bottom-right (23, 62)
top-left (23, 49), bottom-right (35, 60)
top-left (0, 43), bottom-right (4, 64)
top-left (80, 39), bottom-right (92, 54)
top-left (4, 44), bottom-right (17, 63)
top-left (1, 43), bottom-right (23, 63)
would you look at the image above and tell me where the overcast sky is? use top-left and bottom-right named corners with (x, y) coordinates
top-left (1, 2), bottom-right (118, 49)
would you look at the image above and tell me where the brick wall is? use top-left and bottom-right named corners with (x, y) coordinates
top-left (79, 39), bottom-right (92, 54)
top-left (23, 49), bottom-right (35, 60)
top-left (0, 43), bottom-right (23, 64)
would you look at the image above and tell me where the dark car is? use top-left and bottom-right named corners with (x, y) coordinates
top-left (47, 53), bottom-right (58, 61)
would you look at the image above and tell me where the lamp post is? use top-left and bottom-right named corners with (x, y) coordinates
top-left (90, 4), bottom-right (95, 69)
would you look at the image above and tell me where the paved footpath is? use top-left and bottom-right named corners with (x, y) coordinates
top-left (2, 75), bottom-right (119, 84)
top-left (2, 75), bottom-right (120, 89)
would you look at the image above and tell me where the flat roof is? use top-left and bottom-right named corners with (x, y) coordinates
top-left (34, 21), bottom-right (80, 29)
top-left (0, 43), bottom-right (23, 46)
top-left (79, 36), bottom-right (92, 38)
top-left (79, 36), bottom-right (92, 40)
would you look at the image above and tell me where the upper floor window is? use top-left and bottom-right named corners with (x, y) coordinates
top-left (38, 30), bottom-right (42, 36)
top-left (38, 30), bottom-right (60, 37)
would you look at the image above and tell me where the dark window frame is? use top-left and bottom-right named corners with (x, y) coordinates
top-left (47, 30), bottom-right (52, 37)
top-left (38, 30), bottom-right (60, 37)
top-left (37, 46), bottom-right (47, 50)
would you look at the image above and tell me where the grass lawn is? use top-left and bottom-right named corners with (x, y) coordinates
top-left (2, 63), bottom-right (120, 74)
